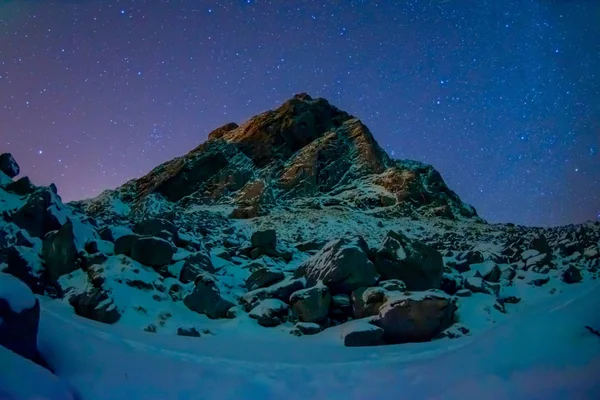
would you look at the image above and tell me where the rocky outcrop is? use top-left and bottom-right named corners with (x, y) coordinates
top-left (245, 268), bottom-right (284, 291)
top-left (179, 251), bottom-right (215, 283)
top-left (41, 219), bottom-right (79, 281)
top-left (373, 231), bottom-right (443, 290)
top-left (0, 153), bottom-right (20, 178)
top-left (301, 237), bottom-right (379, 294)
top-left (10, 186), bottom-right (67, 238)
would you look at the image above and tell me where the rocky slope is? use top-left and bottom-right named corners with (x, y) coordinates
top-left (0, 95), bottom-right (598, 352)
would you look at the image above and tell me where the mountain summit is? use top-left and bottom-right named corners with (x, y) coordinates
top-left (77, 93), bottom-right (478, 222)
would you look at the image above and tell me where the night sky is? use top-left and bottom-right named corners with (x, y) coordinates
top-left (1, 1), bottom-right (598, 227)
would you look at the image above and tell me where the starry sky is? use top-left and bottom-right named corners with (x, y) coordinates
top-left (1, 1), bottom-right (598, 227)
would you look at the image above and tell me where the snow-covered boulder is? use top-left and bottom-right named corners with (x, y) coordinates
top-left (183, 273), bottom-right (234, 319)
top-left (69, 288), bottom-right (121, 324)
top-left (179, 250), bottom-right (215, 283)
top-left (373, 290), bottom-right (456, 344)
top-left (378, 279), bottom-right (406, 292)
top-left (339, 318), bottom-right (384, 347)
top-left (290, 322), bottom-right (321, 336)
top-left (471, 260), bottom-right (502, 283)
top-left (130, 236), bottom-right (174, 267)
top-left (0, 153), bottom-right (19, 178)
top-left (301, 237), bottom-right (378, 294)
top-left (373, 231), bottom-right (443, 290)
top-left (245, 268), bottom-right (284, 291)
top-left (0, 273), bottom-right (41, 363)
top-left (133, 218), bottom-right (178, 242)
top-left (249, 299), bottom-right (289, 327)
top-left (289, 284), bottom-right (331, 323)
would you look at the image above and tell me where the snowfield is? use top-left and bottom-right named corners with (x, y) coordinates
top-left (1, 280), bottom-right (591, 399)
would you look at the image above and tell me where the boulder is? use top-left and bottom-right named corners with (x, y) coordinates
top-left (179, 251), bottom-right (215, 283)
top-left (183, 274), bottom-right (234, 319)
top-left (352, 286), bottom-right (388, 319)
top-left (130, 236), bottom-right (174, 267)
top-left (290, 322), bottom-right (322, 336)
top-left (114, 234), bottom-right (142, 256)
top-left (245, 268), bottom-right (285, 291)
top-left (302, 237), bottom-right (378, 294)
top-left (440, 272), bottom-right (463, 295)
top-left (373, 231), bottom-right (443, 290)
top-left (0, 273), bottom-right (43, 364)
top-left (464, 277), bottom-right (491, 294)
top-left (41, 219), bottom-right (79, 281)
top-left (11, 187), bottom-right (66, 238)
top-left (249, 299), bottom-right (289, 327)
top-left (69, 288), bottom-right (121, 324)
top-left (374, 291), bottom-right (456, 344)
top-left (251, 229), bottom-right (277, 249)
top-left (339, 318), bottom-right (385, 347)
top-left (289, 284), bottom-right (331, 323)
top-left (471, 260), bottom-right (502, 283)
top-left (0, 153), bottom-right (19, 178)
top-left (562, 265), bottom-right (582, 284)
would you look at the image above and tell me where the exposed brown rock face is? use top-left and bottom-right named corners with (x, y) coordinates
top-left (77, 93), bottom-right (479, 221)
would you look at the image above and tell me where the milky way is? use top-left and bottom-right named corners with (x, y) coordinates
top-left (1, 0), bottom-right (598, 226)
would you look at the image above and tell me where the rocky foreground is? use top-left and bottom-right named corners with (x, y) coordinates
top-left (1, 95), bottom-right (599, 372)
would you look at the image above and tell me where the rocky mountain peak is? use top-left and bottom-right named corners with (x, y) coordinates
top-left (74, 94), bottom-right (479, 222)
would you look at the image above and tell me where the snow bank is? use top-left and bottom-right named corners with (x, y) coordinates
top-left (0, 272), bottom-right (36, 313)
top-left (0, 345), bottom-right (78, 400)
top-left (36, 283), bottom-right (600, 399)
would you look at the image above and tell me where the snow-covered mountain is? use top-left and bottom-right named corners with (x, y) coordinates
top-left (0, 95), bottom-right (599, 398)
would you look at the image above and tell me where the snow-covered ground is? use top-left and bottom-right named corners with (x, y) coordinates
top-left (1, 280), bottom-right (594, 399)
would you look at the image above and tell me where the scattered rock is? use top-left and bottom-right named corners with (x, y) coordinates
top-left (471, 260), bottom-right (502, 283)
top-left (177, 327), bottom-right (201, 337)
top-left (562, 265), bottom-right (583, 284)
top-left (134, 218), bottom-right (178, 242)
top-left (302, 237), bottom-right (378, 294)
top-left (373, 231), bottom-right (443, 291)
top-left (130, 236), bottom-right (174, 267)
top-left (183, 273), bottom-right (234, 319)
top-left (245, 268), bottom-right (285, 291)
top-left (144, 324), bottom-right (157, 333)
top-left (289, 284), bottom-right (331, 323)
top-left (249, 299), bottom-right (289, 327)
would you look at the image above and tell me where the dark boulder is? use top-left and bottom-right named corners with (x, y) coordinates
top-left (373, 231), bottom-right (443, 290)
top-left (130, 236), bottom-right (174, 267)
top-left (183, 274), bottom-right (234, 319)
top-left (0, 153), bottom-right (19, 178)
top-left (41, 219), bottom-right (80, 281)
